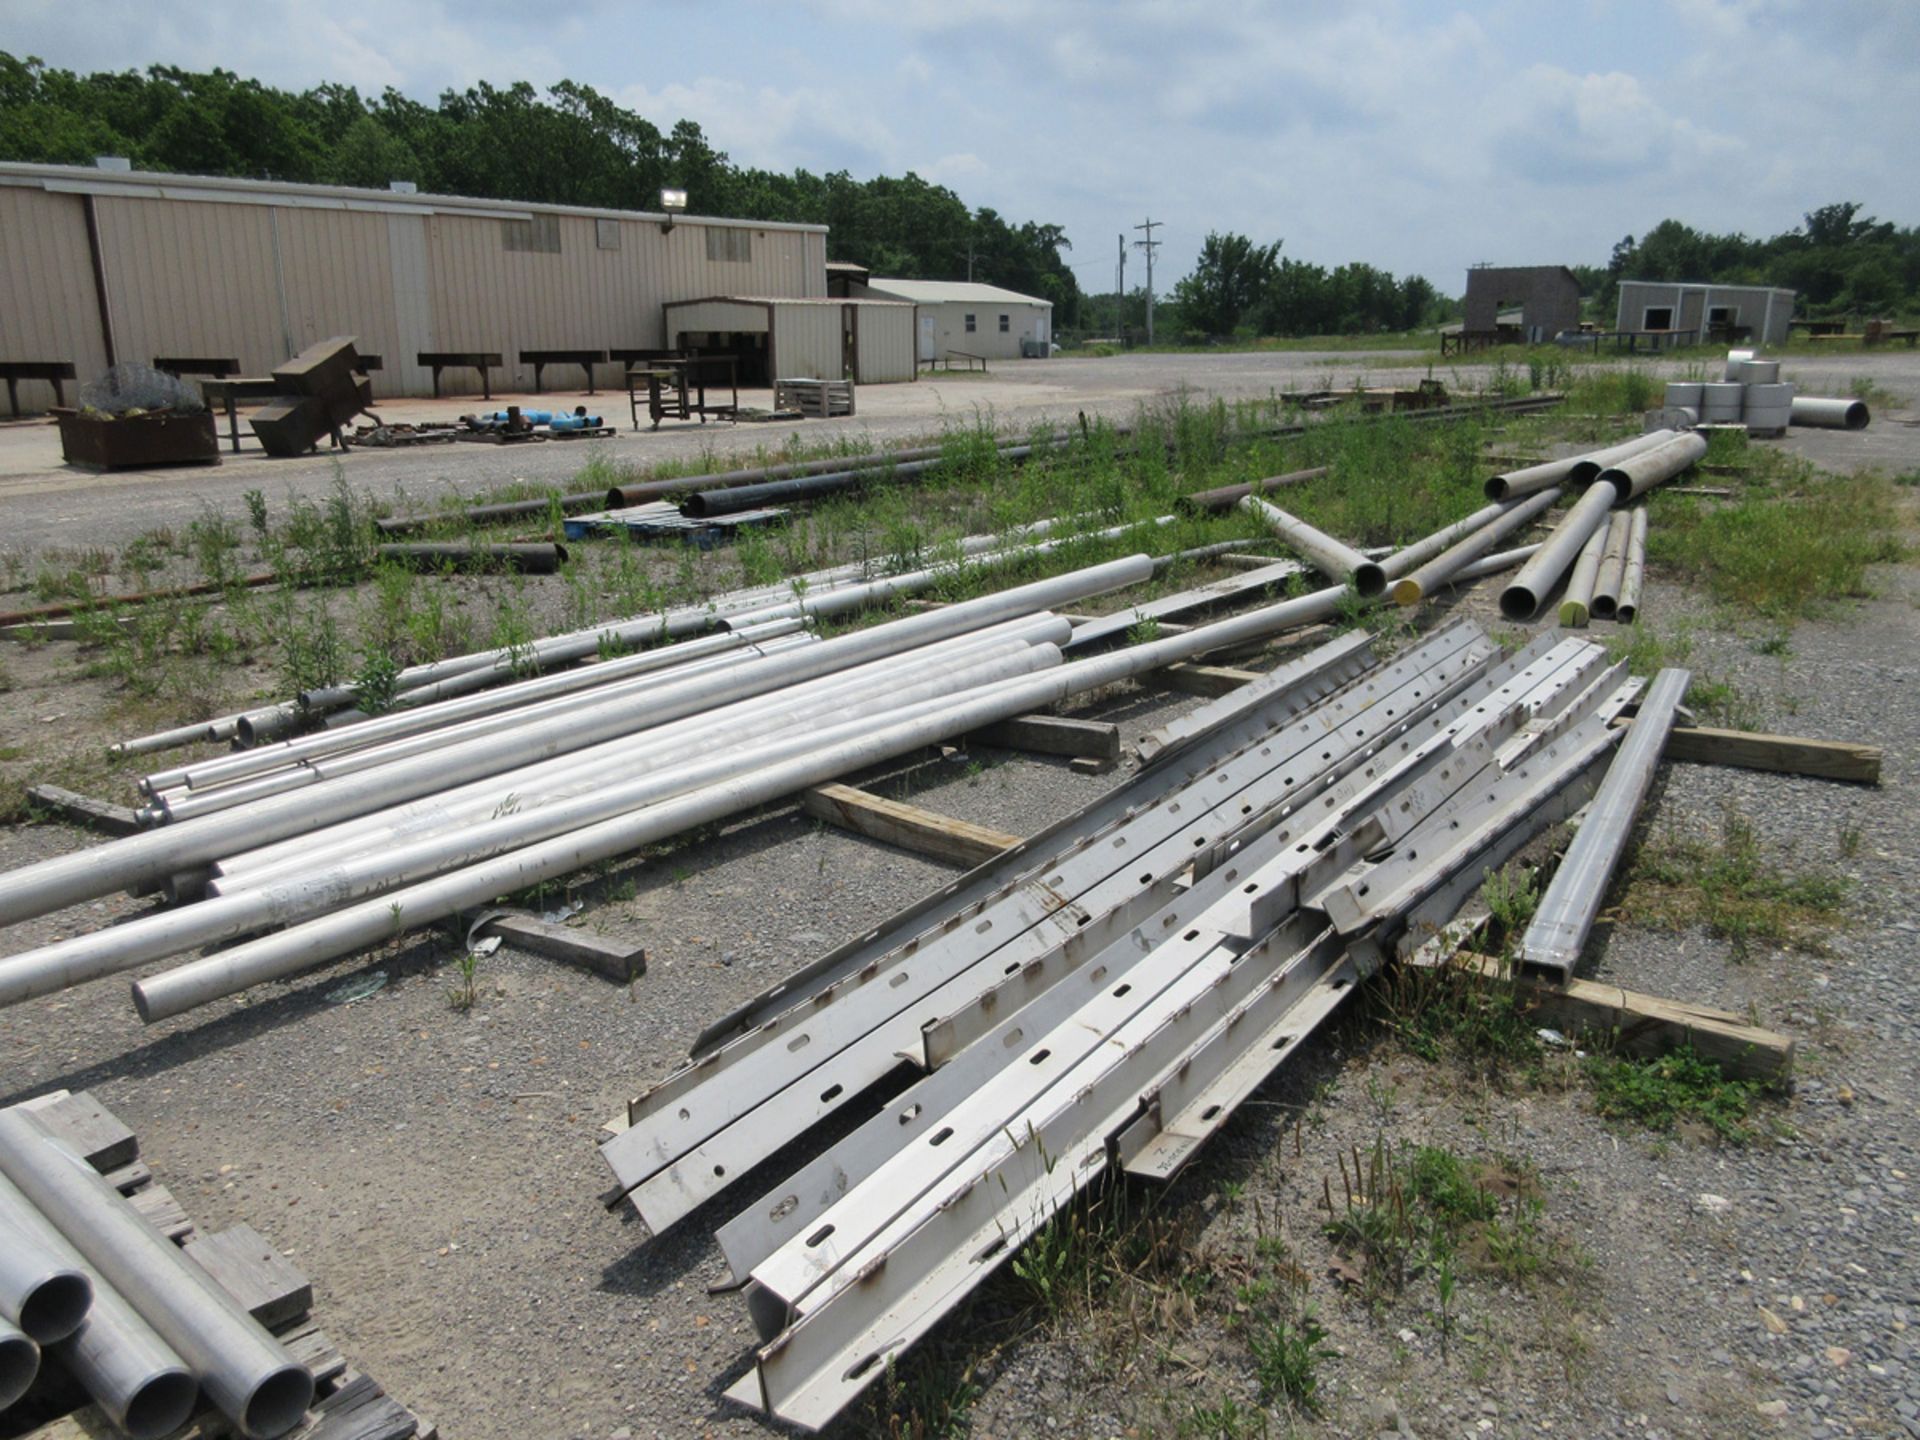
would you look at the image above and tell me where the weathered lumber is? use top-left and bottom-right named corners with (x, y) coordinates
top-left (478, 913), bottom-right (646, 983)
top-left (1149, 662), bottom-right (1262, 698)
top-left (19, 1089), bottom-right (138, 1170)
top-left (127, 1181), bottom-right (194, 1242)
top-left (186, 1224), bottom-right (314, 1328)
top-left (1659, 724), bottom-right (1881, 785)
top-left (969, 714), bottom-right (1121, 762)
top-left (803, 783), bottom-right (1021, 869)
top-left (1459, 954), bottom-right (1794, 1084)
top-left (24, 785), bottom-right (144, 836)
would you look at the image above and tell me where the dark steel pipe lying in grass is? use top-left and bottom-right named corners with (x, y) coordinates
top-left (374, 542), bottom-right (569, 574)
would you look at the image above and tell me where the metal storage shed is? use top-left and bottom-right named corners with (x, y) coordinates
top-left (866, 279), bottom-right (1053, 363)
top-left (1615, 281), bottom-right (1795, 346)
top-left (663, 297), bottom-right (917, 385)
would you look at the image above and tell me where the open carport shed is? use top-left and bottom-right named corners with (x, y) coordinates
top-left (663, 297), bottom-right (917, 385)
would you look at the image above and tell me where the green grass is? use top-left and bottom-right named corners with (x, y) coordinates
top-left (1586, 1047), bottom-right (1764, 1144)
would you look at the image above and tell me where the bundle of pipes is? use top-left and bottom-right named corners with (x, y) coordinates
top-left (0, 1102), bottom-right (311, 1439)
top-left (596, 623), bottom-right (1638, 1429)
top-left (1499, 430), bottom-right (1705, 621)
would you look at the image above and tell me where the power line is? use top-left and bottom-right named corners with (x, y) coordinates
top-left (1133, 217), bottom-right (1162, 344)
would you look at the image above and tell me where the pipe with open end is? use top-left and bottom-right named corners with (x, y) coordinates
top-left (1389, 489), bottom-right (1561, 605)
top-left (1616, 509), bottom-right (1650, 622)
top-left (1237, 495), bottom-right (1374, 590)
top-left (1556, 522), bottom-right (1611, 628)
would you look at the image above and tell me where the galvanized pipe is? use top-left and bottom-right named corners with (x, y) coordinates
top-left (1484, 452), bottom-right (1586, 502)
top-left (204, 619), bottom-right (1071, 894)
top-left (1518, 667), bottom-right (1691, 975)
top-left (1389, 489), bottom-right (1561, 605)
top-left (1556, 522), bottom-right (1611, 628)
top-left (0, 1112), bottom-right (308, 1437)
top-left (1790, 396), bottom-right (1870, 430)
top-left (110, 719), bottom-right (233, 759)
top-left (0, 557), bottom-right (1148, 928)
top-left (0, 1316), bottom-right (34, 1410)
top-left (1616, 509), bottom-right (1650, 623)
top-left (0, 1171), bottom-right (92, 1342)
top-left (1595, 430), bottom-right (1707, 502)
top-left (1374, 498), bottom-right (1511, 581)
top-left (1588, 512), bottom-right (1636, 620)
top-left (1499, 483), bottom-right (1617, 621)
top-left (1237, 495), bottom-right (1371, 588)
top-left (1568, 429), bottom-right (1680, 485)
top-left (373, 541), bottom-right (568, 574)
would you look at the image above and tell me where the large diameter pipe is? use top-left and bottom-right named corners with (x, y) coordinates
top-left (0, 1317), bottom-right (34, 1410)
top-left (1499, 483), bottom-right (1617, 621)
top-left (1389, 488), bottom-right (1561, 606)
top-left (1616, 509), bottom-right (1650, 623)
top-left (1568, 430), bottom-right (1679, 486)
top-left (1237, 495), bottom-right (1371, 588)
top-left (0, 559), bottom-right (1148, 929)
top-left (1588, 512), bottom-right (1636, 620)
top-left (135, 585), bottom-right (1435, 1022)
top-left (1519, 667), bottom-right (1691, 975)
top-left (0, 1173), bottom-right (92, 1342)
top-left (1596, 430), bottom-right (1708, 501)
top-left (1556, 522), bottom-right (1611, 628)
top-left (1485, 454), bottom-right (1585, 502)
top-left (0, 650), bottom-right (1062, 1006)
top-left (0, 1174), bottom-right (192, 1439)
top-left (1791, 396), bottom-right (1870, 430)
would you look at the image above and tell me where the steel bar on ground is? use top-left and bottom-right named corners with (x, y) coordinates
top-left (1617, 509), bottom-right (1650, 622)
top-left (1589, 511), bottom-right (1636, 620)
top-left (1238, 495), bottom-right (1372, 589)
top-left (1389, 488), bottom-right (1561, 605)
top-left (1518, 667), bottom-right (1691, 976)
top-left (1499, 483), bottom-right (1616, 621)
top-left (1557, 523), bottom-right (1610, 628)
top-left (373, 542), bottom-right (568, 574)
top-left (0, 1112), bottom-right (307, 1438)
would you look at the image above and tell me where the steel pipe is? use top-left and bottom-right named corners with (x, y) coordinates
top-left (0, 1171), bottom-right (92, 1342)
top-left (0, 1111), bottom-right (312, 1438)
top-left (110, 719), bottom-right (234, 759)
top-left (1616, 509), bottom-right (1650, 623)
top-left (1556, 523), bottom-right (1610, 628)
top-left (0, 1317), bottom-right (34, 1410)
top-left (1176, 466), bottom-right (1329, 515)
top-left (1519, 667), bottom-right (1691, 975)
top-left (373, 542), bottom-right (568, 574)
top-left (0, 557), bottom-right (1148, 929)
top-left (1389, 489), bottom-right (1561, 605)
top-left (1499, 483), bottom-right (1617, 621)
top-left (1237, 496), bottom-right (1371, 588)
top-left (1595, 430), bottom-right (1708, 502)
top-left (1791, 396), bottom-right (1870, 430)
top-left (1567, 430), bottom-right (1679, 486)
top-left (1588, 512), bottom-right (1635, 620)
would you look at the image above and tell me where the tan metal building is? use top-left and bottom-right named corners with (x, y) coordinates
top-left (0, 161), bottom-right (831, 402)
top-left (866, 278), bottom-right (1053, 363)
top-left (663, 296), bottom-right (918, 385)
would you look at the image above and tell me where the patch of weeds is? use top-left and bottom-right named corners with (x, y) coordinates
top-left (1248, 1308), bottom-right (1333, 1414)
top-left (1478, 865), bottom-right (1539, 956)
top-left (1371, 957), bottom-right (1542, 1077)
top-left (1625, 805), bottom-right (1849, 957)
top-left (1684, 674), bottom-right (1763, 731)
top-left (1179, 1397), bottom-right (1267, 1439)
top-left (1605, 621), bottom-right (1692, 676)
top-left (1585, 1046), bottom-right (1763, 1143)
top-left (446, 949), bottom-right (481, 1011)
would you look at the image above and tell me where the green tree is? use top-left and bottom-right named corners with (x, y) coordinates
top-left (1172, 231), bottom-right (1282, 336)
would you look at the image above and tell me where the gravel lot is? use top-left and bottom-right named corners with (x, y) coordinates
top-left (0, 353), bottom-right (1915, 1439)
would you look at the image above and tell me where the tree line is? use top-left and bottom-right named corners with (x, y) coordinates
top-left (0, 55), bottom-right (1083, 321)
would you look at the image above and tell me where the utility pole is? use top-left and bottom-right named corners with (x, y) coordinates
top-left (1133, 217), bottom-right (1161, 344)
top-left (966, 238), bottom-right (976, 282)
top-left (1116, 233), bottom-right (1126, 341)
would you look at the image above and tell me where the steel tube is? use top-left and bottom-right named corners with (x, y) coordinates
top-left (1519, 667), bottom-right (1691, 975)
top-left (1596, 431), bottom-right (1708, 501)
top-left (1588, 512), bottom-right (1635, 620)
top-left (132, 588), bottom-right (1413, 1022)
top-left (0, 1112), bottom-right (312, 1438)
top-left (1556, 522), bottom-right (1611, 628)
top-left (1237, 495), bottom-right (1371, 587)
top-left (110, 719), bottom-right (232, 759)
top-left (1791, 396), bottom-right (1869, 430)
top-left (373, 542), bottom-right (568, 574)
top-left (0, 1172), bottom-right (92, 1342)
top-left (1485, 453), bottom-right (1585, 502)
top-left (0, 1134), bottom-right (238, 1440)
top-left (1389, 489), bottom-right (1561, 605)
top-left (1567, 430), bottom-right (1680, 485)
top-left (0, 557), bottom-right (1148, 928)
top-left (1499, 483), bottom-right (1617, 621)
top-left (1176, 466), bottom-right (1329, 515)
top-left (1375, 499), bottom-right (1511, 581)
top-left (0, 1317), bottom-right (34, 1410)
top-left (683, 449), bottom-right (1038, 518)
top-left (1616, 509), bottom-right (1650, 622)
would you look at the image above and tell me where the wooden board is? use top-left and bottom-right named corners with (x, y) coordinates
top-left (24, 785), bottom-right (143, 837)
top-left (19, 1090), bottom-right (138, 1170)
top-left (969, 714), bottom-right (1121, 762)
top-left (479, 913), bottom-right (645, 983)
top-left (802, 784), bottom-right (1021, 869)
top-left (186, 1224), bottom-right (314, 1328)
top-left (1149, 662), bottom-right (1262, 698)
top-left (1662, 723), bottom-right (1880, 785)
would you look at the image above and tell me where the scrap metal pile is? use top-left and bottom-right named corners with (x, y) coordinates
top-left (597, 622), bottom-right (1668, 1431)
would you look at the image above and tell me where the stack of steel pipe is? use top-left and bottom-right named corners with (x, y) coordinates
top-left (1557, 523), bottom-right (1611, 628)
top-left (1617, 508), bottom-right (1650, 622)
top-left (1387, 489), bottom-right (1562, 606)
top-left (1588, 511), bottom-right (1636, 620)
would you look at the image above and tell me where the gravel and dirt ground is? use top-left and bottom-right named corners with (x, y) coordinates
top-left (0, 348), bottom-right (1916, 1440)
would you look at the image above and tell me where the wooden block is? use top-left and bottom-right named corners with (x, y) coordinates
top-left (301, 1373), bottom-right (418, 1440)
top-left (186, 1224), bottom-right (314, 1328)
top-left (127, 1182), bottom-right (194, 1243)
top-left (25, 785), bottom-right (143, 837)
top-left (1661, 724), bottom-right (1881, 786)
top-left (1149, 662), bottom-right (1262, 698)
top-left (16, 1091), bottom-right (138, 1171)
top-left (101, 1159), bottom-right (153, 1194)
top-left (1459, 954), bottom-right (1794, 1084)
top-left (802, 784), bottom-right (1020, 869)
top-left (1069, 755), bottom-right (1117, 776)
top-left (969, 714), bottom-right (1120, 761)
top-left (275, 1322), bottom-right (349, 1387)
top-left (478, 913), bottom-right (645, 983)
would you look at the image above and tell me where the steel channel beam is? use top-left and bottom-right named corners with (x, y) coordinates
top-left (1519, 667), bottom-right (1690, 976)
top-left (1134, 630), bottom-right (1374, 767)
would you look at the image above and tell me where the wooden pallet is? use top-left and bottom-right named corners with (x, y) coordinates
top-left (562, 501), bottom-right (789, 547)
top-left (772, 378), bottom-right (854, 419)
top-left (7, 1090), bottom-right (435, 1440)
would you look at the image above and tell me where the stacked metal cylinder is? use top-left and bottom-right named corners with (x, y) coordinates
top-left (1663, 350), bottom-right (1794, 435)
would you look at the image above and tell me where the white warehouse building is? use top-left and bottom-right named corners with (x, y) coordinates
top-left (867, 279), bottom-right (1053, 364)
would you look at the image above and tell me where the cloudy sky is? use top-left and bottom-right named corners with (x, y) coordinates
top-left (8, 0), bottom-right (1916, 291)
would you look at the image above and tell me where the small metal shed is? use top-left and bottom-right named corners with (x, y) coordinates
top-left (663, 296), bottom-right (917, 385)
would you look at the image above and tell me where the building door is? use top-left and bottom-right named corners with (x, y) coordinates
top-left (918, 312), bottom-right (936, 362)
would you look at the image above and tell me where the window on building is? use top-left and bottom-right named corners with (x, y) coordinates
top-left (596, 218), bottom-right (620, 251)
top-left (998, 314), bottom-right (1010, 332)
top-left (502, 214), bottom-right (562, 254)
top-left (705, 228), bottom-right (752, 263)
top-left (964, 313), bottom-right (977, 333)
top-left (1643, 306), bottom-right (1674, 330)
top-left (1707, 305), bottom-right (1735, 325)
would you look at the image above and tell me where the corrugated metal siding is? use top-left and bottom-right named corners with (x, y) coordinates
top-left (0, 186), bottom-right (108, 398)
top-left (275, 207), bottom-right (413, 396)
top-left (93, 196), bottom-right (286, 373)
top-left (664, 300), bottom-right (771, 339)
top-left (770, 303), bottom-right (843, 380)
top-left (855, 305), bottom-right (916, 383)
